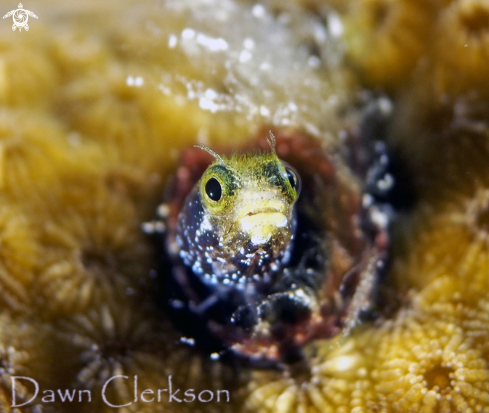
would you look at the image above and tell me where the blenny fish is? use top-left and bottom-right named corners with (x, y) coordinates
top-left (150, 128), bottom-right (390, 367)
top-left (177, 134), bottom-right (299, 294)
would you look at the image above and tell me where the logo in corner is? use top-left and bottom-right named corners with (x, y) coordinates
top-left (3, 3), bottom-right (37, 32)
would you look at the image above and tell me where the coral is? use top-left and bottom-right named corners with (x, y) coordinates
top-left (374, 277), bottom-right (489, 411)
top-left (342, 0), bottom-right (437, 90)
top-left (53, 299), bottom-right (242, 413)
top-left (0, 109), bottom-right (94, 201)
top-left (430, 0), bottom-right (489, 100)
top-left (1, 0), bottom-right (489, 413)
top-left (245, 290), bottom-right (489, 413)
top-left (56, 73), bottom-right (205, 177)
top-left (32, 176), bottom-right (153, 317)
top-left (391, 188), bottom-right (489, 296)
top-left (0, 204), bottom-right (38, 311)
top-left (245, 333), bottom-right (378, 413)
top-left (109, 0), bottom-right (349, 141)
top-left (373, 308), bottom-right (489, 412)
top-left (389, 96), bottom-right (489, 296)
top-left (0, 312), bottom-right (65, 412)
top-left (0, 33), bottom-right (59, 107)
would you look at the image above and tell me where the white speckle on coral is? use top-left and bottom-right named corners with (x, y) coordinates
top-left (260, 105), bottom-right (270, 117)
top-left (204, 88), bottom-right (218, 100)
top-left (126, 75), bottom-right (144, 87)
top-left (239, 50), bottom-right (252, 63)
top-left (159, 0), bottom-right (345, 139)
top-left (308, 56), bottom-right (321, 68)
top-left (243, 37), bottom-right (255, 50)
top-left (68, 132), bottom-right (81, 148)
top-left (288, 101), bottom-right (298, 112)
top-left (251, 4), bottom-right (266, 19)
top-left (181, 28), bottom-right (195, 39)
top-left (196, 33), bottom-right (228, 52)
top-left (328, 13), bottom-right (344, 38)
top-left (168, 34), bottom-right (178, 49)
top-left (158, 83), bottom-right (172, 95)
top-left (199, 97), bottom-right (219, 112)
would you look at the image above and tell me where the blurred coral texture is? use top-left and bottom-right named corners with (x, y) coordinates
top-left (1, 0), bottom-right (489, 412)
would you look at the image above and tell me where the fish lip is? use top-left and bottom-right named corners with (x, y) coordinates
top-left (224, 209), bottom-right (289, 243)
top-left (223, 199), bottom-right (290, 244)
top-left (238, 211), bottom-right (289, 233)
top-left (237, 199), bottom-right (289, 219)
top-left (245, 208), bottom-right (280, 217)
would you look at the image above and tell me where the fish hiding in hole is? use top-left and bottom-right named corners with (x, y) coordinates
top-left (147, 127), bottom-right (392, 368)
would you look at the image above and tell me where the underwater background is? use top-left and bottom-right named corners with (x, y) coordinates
top-left (0, 0), bottom-right (489, 411)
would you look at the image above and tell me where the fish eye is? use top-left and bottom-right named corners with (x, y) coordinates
top-left (205, 177), bottom-right (222, 201)
top-left (283, 163), bottom-right (301, 196)
top-left (200, 164), bottom-right (236, 211)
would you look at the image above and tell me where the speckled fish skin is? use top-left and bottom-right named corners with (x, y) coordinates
top-left (175, 149), bottom-right (300, 296)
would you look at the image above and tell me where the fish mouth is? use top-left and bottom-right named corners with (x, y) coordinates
top-left (238, 199), bottom-right (288, 218)
top-left (237, 201), bottom-right (290, 246)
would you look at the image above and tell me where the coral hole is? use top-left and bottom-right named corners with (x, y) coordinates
top-left (459, 4), bottom-right (489, 37)
top-left (81, 247), bottom-right (117, 276)
top-left (476, 203), bottom-right (489, 230)
top-left (99, 340), bottom-right (131, 361)
top-left (370, 0), bottom-right (390, 28)
top-left (423, 365), bottom-right (454, 393)
top-left (466, 188), bottom-right (489, 234)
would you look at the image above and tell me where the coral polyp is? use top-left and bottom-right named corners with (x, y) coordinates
top-left (34, 177), bottom-right (152, 316)
top-left (245, 333), bottom-right (378, 413)
top-left (0, 205), bottom-right (38, 310)
top-left (374, 309), bottom-right (489, 412)
top-left (431, 0), bottom-right (489, 99)
top-left (343, 0), bottom-right (437, 89)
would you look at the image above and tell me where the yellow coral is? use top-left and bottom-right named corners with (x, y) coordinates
top-left (0, 204), bottom-right (38, 310)
top-left (32, 176), bottom-right (152, 316)
top-left (0, 34), bottom-right (59, 107)
top-left (342, 0), bottom-right (437, 90)
top-left (392, 192), bottom-right (489, 296)
top-left (53, 298), bottom-right (242, 413)
top-left (0, 312), bottom-right (64, 412)
top-left (373, 309), bottom-right (489, 413)
top-left (390, 99), bottom-right (489, 295)
top-left (54, 300), bottom-right (173, 412)
top-left (245, 333), bottom-right (379, 413)
top-left (245, 283), bottom-right (489, 413)
top-left (431, 0), bottom-right (489, 99)
top-left (1, 1), bottom-right (489, 413)
top-left (0, 109), bottom-right (95, 200)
